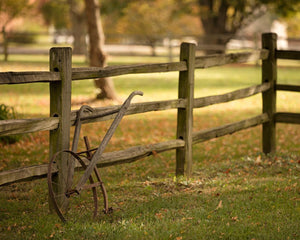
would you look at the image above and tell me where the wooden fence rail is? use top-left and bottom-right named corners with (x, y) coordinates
top-left (0, 51), bottom-right (269, 85)
top-left (0, 32), bottom-right (299, 187)
top-left (0, 83), bottom-right (270, 137)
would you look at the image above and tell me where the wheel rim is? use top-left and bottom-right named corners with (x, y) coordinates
top-left (47, 150), bottom-right (98, 222)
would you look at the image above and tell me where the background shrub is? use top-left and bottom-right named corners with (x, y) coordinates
top-left (0, 104), bottom-right (21, 144)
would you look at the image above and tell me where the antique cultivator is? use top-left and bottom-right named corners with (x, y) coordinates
top-left (47, 91), bottom-right (143, 222)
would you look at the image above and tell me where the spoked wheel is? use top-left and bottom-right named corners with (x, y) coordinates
top-left (47, 150), bottom-right (100, 222)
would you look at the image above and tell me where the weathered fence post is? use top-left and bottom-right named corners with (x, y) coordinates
top-left (176, 42), bottom-right (196, 177)
top-left (49, 47), bottom-right (72, 211)
top-left (262, 33), bottom-right (277, 154)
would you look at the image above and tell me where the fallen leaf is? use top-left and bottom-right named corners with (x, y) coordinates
top-left (215, 200), bottom-right (223, 211)
top-left (255, 155), bottom-right (262, 165)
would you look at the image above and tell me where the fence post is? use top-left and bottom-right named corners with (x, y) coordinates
top-left (262, 33), bottom-right (277, 154)
top-left (176, 42), bottom-right (196, 177)
top-left (49, 47), bottom-right (72, 211)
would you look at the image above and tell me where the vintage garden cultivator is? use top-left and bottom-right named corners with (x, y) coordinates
top-left (47, 91), bottom-right (143, 222)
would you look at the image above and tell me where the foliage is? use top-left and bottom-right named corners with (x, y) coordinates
top-left (282, 12), bottom-right (300, 37)
top-left (121, 0), bottom-right (175, 41)
top-left (196, 0), bottom-right (300, 53)
top-left (40, 0), bottom-right (70, 29)
top-left (197, 0), bottom-right (300, 33)
top-left (0, 104), bottom-right (21, 144)
top-left (118, 0), bottom-right (200, 55)
top-left (0, 0), bottom-right (32, 29)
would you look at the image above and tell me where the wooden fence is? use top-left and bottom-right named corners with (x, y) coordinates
top-left (0, 32), bottom-right (299, 186)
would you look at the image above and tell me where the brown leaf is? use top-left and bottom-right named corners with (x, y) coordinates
top-left (215, 200), bottom-right (223, 211)
top-left (152, 150), bottom-right (158, 156)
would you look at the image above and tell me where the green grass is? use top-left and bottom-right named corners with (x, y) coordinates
top-left (0, 54), bottom-right (299, 239)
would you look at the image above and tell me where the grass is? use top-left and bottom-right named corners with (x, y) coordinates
top-left (0, 53), bottom-right (299, 239)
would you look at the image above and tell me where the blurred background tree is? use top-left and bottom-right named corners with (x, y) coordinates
top-left (0, 0), bottom-right (33, 61)
top-left (119, 0), bottom-right (200, 56)
top-left (196, 0), bottom-right (300, 54)
top-left (84, 0), bottom-right (119, 101)
top-left (68, 0), bottom-right (87, 55)
top-left (40, 0), bottom-right (69, 30)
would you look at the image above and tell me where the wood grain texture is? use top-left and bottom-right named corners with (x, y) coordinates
top-left (192, 114), bottom-right (269, 144)
top-left (0, 82), bottom-right (271, 137)
top-left (194, 50), bottom-right (269, 69)
top-left (49, 47), bottom-right (73, 209)
top-left (176, 43), bottom-right (195, 177)
top-left (194, 83), bottom-right (270, 108)
top-left (275, 112), bottom-right (300, 124)
top-left (276, 84), bottom-right (300, 92)
top-left (0, 117), bottom-right (59, 136)
top-left (0, 139), bottom-right (185, 186)
top-left (72, 62), bottom-right (187, 80)
top-left (276, 50), bottom-right (300, 60)
top-left (0, 71), bottom-right (60, 85)
top-left (0, 99), bottom-right (186, 136)
top-left (262, 33), bottom-right (277, 154)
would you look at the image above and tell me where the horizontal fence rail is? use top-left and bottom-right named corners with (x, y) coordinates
top-left (0, 71), bottom-right (60, 84)
top-left (192, 114), bottom-right (269, 144)
top-left (275, 112), bottom-right (300, 124)
top-left (0, 83), bottom-right (270, 137)
top-left (194, 83), bottom-right (270, 108)
top-left (194, 50), bottom-right (269, 69)
top-left (72, 62), bottom-right (187, 80)
top-left (0, 139), bottom-right (185, 186)
top-left (0, 50), bottom-right (269, 85)
top-left (0, 99), bottom-right (186, 136)
top-left (0, 114), bottom-right (270, 186)
top-left (276, 50), bottom-right (300, 60)
top-left (276, 84), bottom-right (300, 92)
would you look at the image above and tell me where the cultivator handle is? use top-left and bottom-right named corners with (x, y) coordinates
top-left (75, 91), bottom-right (143, 192)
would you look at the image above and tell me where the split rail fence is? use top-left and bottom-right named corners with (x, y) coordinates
top-left (0, 33), bottom-right (299, 186)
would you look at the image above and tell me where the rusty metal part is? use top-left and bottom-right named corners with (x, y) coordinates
top-left (65, 105), bottom-right (94, 193)
top-left (75, 91), bottom-right (143, 192)
top-left (84, 136), bottom-right (109, 214)
top-left (72, 105), bottom-right (94, 152)
top-left (48, 91), bottom-right (143, 222)
top-left (47, 150), bottom-right (98, 222)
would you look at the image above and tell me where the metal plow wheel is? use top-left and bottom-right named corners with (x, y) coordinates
top-left (47, 150), bottom-right (101, 222)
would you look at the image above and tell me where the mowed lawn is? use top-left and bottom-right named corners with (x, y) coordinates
top-left (0, 54), bottom-right (299, 239)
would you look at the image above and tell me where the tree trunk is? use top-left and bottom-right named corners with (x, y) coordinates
top-left (198, 34), bottom-right (232, 55)
top-left (69, 0), bottom-right (87, 55)
top-left (198, 0), bottom-right (231, 54)
top-left (149, 39), bottom-right (157, 57)
top-left (84, 0), bottom-right (119, 101)
top-left (2, 26), bottom-right (8, 61)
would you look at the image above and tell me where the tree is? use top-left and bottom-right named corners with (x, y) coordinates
top-left (0, 0), bottom-right (32, 61)
top-left (84, 0), bottom-right (119, 101)
top-left (121, 0), bottom-right (173, 56)
top-left (197, 0), bottom-right (300, 54)
top-left (40, 0), bottom-right (69, 30)
top-left (40, 0), bottom-right (87, 55)
top-left (284, 12), bottom-right (300, 38)
top-left (120, 0), bottom-right (200, 56)
top-left (68, 0), bottom-right (87, 55)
